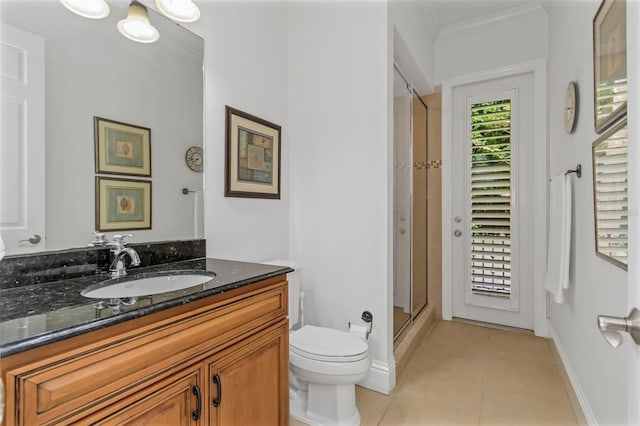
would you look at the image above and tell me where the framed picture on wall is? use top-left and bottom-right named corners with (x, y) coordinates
top-left (593, 0), bottom-right (627, 133)
top-left (95, 116), bottom-right (152, 176)
top-left (96, 177), bottom-right (152, 231)
top-left (225, 106), bottom-right (281, 199)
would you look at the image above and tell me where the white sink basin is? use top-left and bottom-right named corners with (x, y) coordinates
top-left (81, 272), bottom-right (215, 299)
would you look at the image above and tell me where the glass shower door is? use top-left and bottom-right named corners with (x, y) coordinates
top-left (393, 67), bottom-right (412, 338)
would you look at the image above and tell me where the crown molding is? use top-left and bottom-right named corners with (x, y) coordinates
top-left (437, 2), bottom-right (547, 41)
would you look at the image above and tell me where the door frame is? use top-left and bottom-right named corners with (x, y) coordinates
top-left (626, 1), bottom-right (639, 423)
top-left (441, 59), bottom-right (548, 336)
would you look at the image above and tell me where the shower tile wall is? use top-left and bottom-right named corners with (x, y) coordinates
top-left (423, 93), bottom-right (443, 320)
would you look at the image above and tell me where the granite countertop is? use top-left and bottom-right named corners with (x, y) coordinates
top-left (0, 258), bottom-right (292, 357)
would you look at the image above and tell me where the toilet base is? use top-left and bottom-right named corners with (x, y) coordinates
top-left (290, 382), bottom-right (361, 426)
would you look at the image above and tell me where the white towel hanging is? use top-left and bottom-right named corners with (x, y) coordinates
top-left (544, 173), bottom-right (572, 303)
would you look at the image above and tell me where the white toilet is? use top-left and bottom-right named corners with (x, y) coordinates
top-left (266, 260), bottom-right (371, 426)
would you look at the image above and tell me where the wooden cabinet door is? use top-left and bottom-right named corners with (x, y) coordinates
top-left (208, 321), bottom-right (288, 426)
top-left (89, 364), bottom-right (204, 426)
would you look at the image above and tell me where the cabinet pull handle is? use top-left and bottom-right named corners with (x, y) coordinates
top-left (213, 373), bottom-right (222, 407)
top-left (192, 385), bottom-right (202, 421)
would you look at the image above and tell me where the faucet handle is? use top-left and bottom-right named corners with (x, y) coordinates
top-left (89, 231), bottom-right (107, 246)
top-left (109, 233), bottom-right (134, 249)
top-left (112, 233), bottom-right (133, 245)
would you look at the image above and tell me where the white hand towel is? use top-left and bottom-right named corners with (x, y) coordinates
top-left (544, 173), bottom-right (572, 303)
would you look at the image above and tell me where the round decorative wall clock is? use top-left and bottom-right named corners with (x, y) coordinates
top-left (185, 146), bottom-right (203, 172)
top-left (564, 81), bottom-right (578, 134)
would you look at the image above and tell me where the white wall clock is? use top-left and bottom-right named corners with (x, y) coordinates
top-left (564, 81), bottom-right (578, 134)
top-left (185, 146), bottom-right (203, 172)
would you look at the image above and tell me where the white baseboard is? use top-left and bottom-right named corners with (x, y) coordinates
top-left (548, 322), bottom-right (597, 425)
top-left (358, 359), bottom-right (396, 395)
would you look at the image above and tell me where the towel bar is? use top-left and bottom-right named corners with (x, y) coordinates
top-left (565, 164), bottom-right (581, 178)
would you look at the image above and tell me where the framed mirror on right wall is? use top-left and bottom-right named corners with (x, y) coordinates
top-left (592, 118), bottom-right (628, 269)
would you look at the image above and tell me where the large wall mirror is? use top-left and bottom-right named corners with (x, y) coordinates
top-left (592, 118), bottom-right (628, 269)
top-left (1, 1), bottom-right (204, 255)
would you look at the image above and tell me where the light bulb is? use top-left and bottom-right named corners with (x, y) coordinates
top-left (117, 2), bottom-right (160, 44)
top-left (155, 0), bottom-right (200, 23)
top-left (59, 0), bottom-right (110, 19)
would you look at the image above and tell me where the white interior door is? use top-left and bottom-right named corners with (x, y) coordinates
top-left (626, 2), bottom-right (640, 423)
top-left (0, 23), bottom-right (45, 254)
top-left (451, 72), bottom-right (534, 330)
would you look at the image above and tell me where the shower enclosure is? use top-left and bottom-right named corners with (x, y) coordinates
top-left (393, 66), bottom-right (428, 342)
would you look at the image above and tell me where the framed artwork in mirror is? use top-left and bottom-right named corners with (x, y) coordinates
top-left (95, 117), bottom-right (151, 176)
top-left (225, 106), bottom-right (281, 199)
top-left (592, 118), bottom-right (627, 269)
top-left (593, 0), bottom-right (627, 133)
top-left (96, 177), bottom-right (152, 231)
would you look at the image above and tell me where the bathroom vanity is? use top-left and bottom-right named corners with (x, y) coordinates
top-left (0, 253), bottom-right (291, 426)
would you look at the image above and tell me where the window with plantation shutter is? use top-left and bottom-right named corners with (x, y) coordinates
top-left (470, 99), bottom-right (512, 298)
top-left (593, 120), bottom-right (628, 267)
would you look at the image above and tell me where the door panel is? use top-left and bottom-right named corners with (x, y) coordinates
top-left (0, 23), bottom-right (45, 254)
top-left (451, 73), bottom-right (534, 329)
top-left (92, 366), bottom-right (202, 426)
top-left (208, 322), bottom-right (288, 426)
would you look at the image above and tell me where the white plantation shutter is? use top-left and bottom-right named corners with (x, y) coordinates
top-left (470, 100), bottom-right (512, 298)
top-left (593, 122), bottom-right (628, 266)
top-left (596, 79), bottom-right (627, 126)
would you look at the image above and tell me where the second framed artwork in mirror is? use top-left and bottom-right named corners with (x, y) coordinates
top-left (96, 177), bottom-right (152, 232)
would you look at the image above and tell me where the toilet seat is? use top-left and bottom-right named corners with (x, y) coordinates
top-left (290, 325), bottom-right (368, 363)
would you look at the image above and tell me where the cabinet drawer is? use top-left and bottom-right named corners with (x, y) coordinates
top-left (6, 282), bottom-right (286, 425)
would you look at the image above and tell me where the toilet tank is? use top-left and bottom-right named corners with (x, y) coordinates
top-left (264, 259), bottom-right (300, 329)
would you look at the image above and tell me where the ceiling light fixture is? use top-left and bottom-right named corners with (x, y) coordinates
top-left (117, 1), bottom-right (160, 44)
top-left (59, 0), bottom-right (110, 19)
top-left (155, 0), bottom-right (201, 23)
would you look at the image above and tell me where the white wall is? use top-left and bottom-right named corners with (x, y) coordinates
top-left (547, 1), bottom-right (628, 424)
top-left (189, 2), bottom-right (290, 262)
top-left (434, 4), bottom-right (548, 86)
top-left (288, 1), bottom-right (393, 392)
top-left (388, 0), bottom-right (436, 93)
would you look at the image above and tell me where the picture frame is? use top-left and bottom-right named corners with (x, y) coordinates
top-left (225, 106), bottom-right (281, 199)
top-left (593, 0), bottom-right (627, 133)
top-left (95, 116), bottom-right (151, 176)
top-left (591, 118), bottom-right (627, 270)
top-left (96, 177), bottom-right (152, 231)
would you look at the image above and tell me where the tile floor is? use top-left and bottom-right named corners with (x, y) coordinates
top-left (291, 320), bottom-right (579, 426)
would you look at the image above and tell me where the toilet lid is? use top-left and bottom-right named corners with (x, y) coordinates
top-left (290, 325), bottom-right (368, 361)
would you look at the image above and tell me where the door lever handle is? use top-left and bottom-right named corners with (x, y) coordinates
top-left (18, 234), bottom-right (41, 244)
top-left (597, 308), bottom-right (640, 347)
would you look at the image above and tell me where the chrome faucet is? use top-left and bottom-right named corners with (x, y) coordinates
top-left (107, 234), bottom-right (141, 278)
